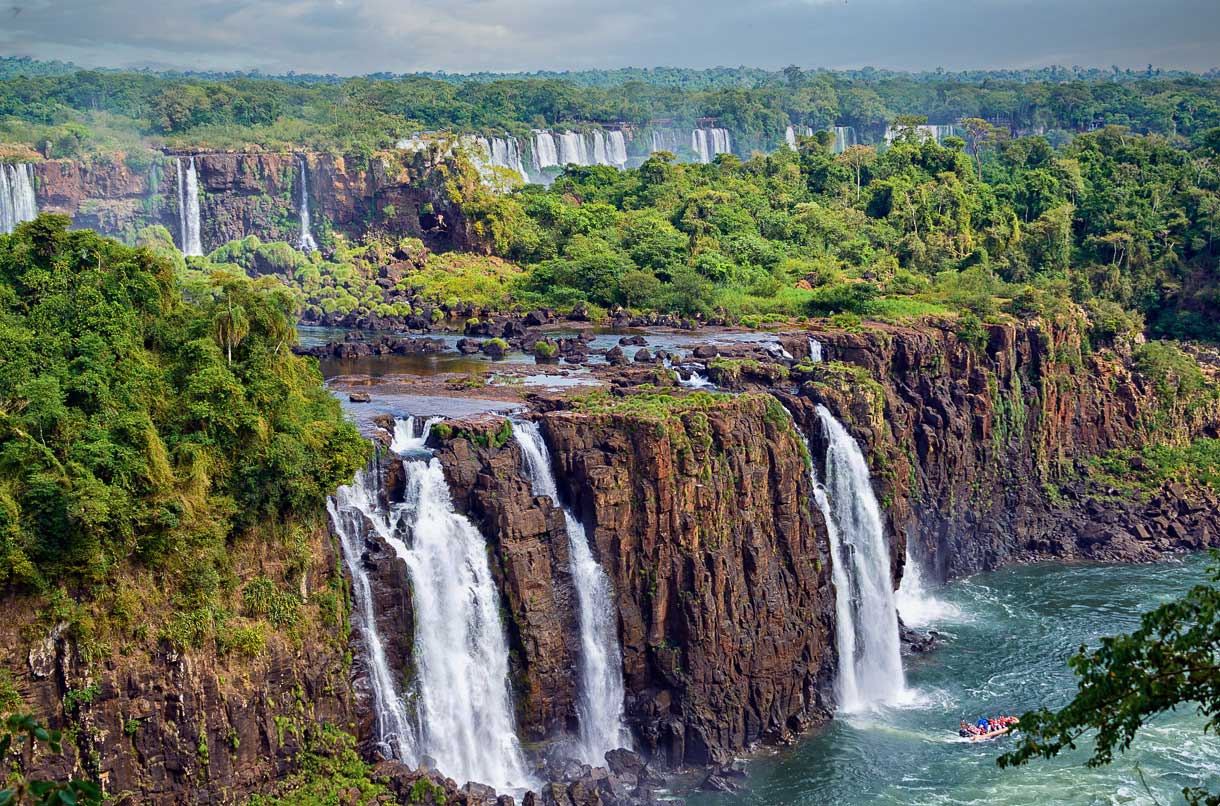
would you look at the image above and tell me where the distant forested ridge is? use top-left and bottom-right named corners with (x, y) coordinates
top-left (2, 57), bottom-right (1219, 159)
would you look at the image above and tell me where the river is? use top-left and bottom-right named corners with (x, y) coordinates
top-left (691, 554), bottom-right (1220, 805)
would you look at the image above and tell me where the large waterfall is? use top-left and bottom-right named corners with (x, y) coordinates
top-left (809, 405), bottom-right (906, 711)
top-left (175, 157), bottom-right (203, 256)
top-left (331, 417), bottom-right (532, 790)
top-left (691, 128), bottom-right (733, 163)
top-left (884, 123), bottom-right (957, 145)
top-left (785, 125), bottom-right (813, 148)
top-left (295, 157), bottom-right (318, 252)
top-left (328, 470), bottom-right (419, 763)
top-left (832, 126), bottom-right (857, 154)
top-left (474, 136), bottom-right (530, 184)
top-left (0, 162), bottom-right (38, 235)
top-left (514, 422), bottom-right (629, 764)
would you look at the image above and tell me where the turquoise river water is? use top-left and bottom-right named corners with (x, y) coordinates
top-left (691, 554), bottom-right (1220, 805)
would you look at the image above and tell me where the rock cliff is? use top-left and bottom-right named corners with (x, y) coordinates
top-left (0, 519), bottom-right (356, 805)
top-left (423, 395), bottom-right (838, 769)
top-left (784, 317), bottom-right (1220, 582)
top-left (31, 150), bottom-right (470, 254)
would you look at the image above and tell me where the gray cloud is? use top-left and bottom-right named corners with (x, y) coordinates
top-left (1, 0), bottom-right (1217, 74)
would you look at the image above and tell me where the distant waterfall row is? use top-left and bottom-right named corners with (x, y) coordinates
top-left (328, 417), bottom-right (533, 791)
top-left (531, 129), bottom-right (629, 172)
top-left (0, 163), bottom-right (38, 235)
top-left (175, 157), bottom-right (203, 257)
top-left (884, 123), bottom-right (959, 144)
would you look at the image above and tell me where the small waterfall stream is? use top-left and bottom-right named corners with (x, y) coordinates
top-left (328, 469), bottom-right (418, 763)
top-left (176, 156), bottom-right (203, 256)
top-left (514, 421), bottom-right (629, 764)
top-left (296, 157), bottom-right (318, 252)
top-left (809, 404), bottom-right (906, 711)
top-left (808, 337), bottom-right (824, 363)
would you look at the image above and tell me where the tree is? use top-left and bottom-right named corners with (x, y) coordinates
top-left (961, 117), bottom-right (1006, 179)
top-left (836, 145), bottom-right (876, 201)
top-left (998, 555), bottom-right (1220, 806)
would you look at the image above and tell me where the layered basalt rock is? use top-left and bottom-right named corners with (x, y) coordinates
top-left (533, 395), bottom-right (837, 767)
top-left (785, 317), bottom-right (1220, 581)
top-left (31, 149), bottom-right (470, 253)
top-left (0, 522), bottom-right (356, 805)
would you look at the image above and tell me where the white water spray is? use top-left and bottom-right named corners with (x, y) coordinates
top-left (896, 552), bottom-right (960, 627)
top-left (296, 156), bottom-right (318, 252)
top-left (0, 163), bottom-right (38, 235)
top-left (514, 421), bottom-right (630, 764)
top-left (808, 337), bottom-right (824, 363)
top-left (810, 405), bottom-right (906, 711)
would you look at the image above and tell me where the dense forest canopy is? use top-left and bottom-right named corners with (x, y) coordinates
top-left (2, 58), bottom-right (1220, 157)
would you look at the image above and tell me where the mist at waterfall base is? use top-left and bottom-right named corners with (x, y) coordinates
top-left (691, 554), bottom-right (1220, 805)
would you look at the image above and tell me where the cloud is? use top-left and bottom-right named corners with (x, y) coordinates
top-left (0, 0), bottom-right (1216, 74)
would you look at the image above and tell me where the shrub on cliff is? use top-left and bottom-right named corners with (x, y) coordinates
top-left (0, 215), bottom-right (367, 594)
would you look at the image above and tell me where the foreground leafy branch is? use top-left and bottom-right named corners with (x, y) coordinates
top-left (0, 714), bottom-right (101, 805)
top-left (998, 552), bottom-right (1220, 804)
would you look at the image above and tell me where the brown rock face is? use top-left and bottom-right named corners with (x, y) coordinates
top-left (788, 318), bottom-right (1220, 582)
top-left (32, 150), bottom-right (470, 254)
top-left (431, 418), bottom-right (582, 740)
top-left (536, 395), bottom-right (837, 767)
top-left (0, 521), bottom-right (356, 805)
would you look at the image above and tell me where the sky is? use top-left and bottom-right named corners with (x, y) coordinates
top-left (2, 0), bottom-right (1218, 75)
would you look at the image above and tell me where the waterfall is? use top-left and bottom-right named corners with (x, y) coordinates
top-left (691, 128), bottom-right (732, 163)
top-left (398, 452), bottom-right (532, 790)
top-left (296, 157), bottom-right (318, 252)
top-left (785, 125), bottom-right (813, 148)
top-left (884, 124), bottom-right (957, 145)
top-left (649, 128), bottom-right (683, 155)
top-left (328, 469), bottom-right (420, 764)
top-left (333, 416), bottom-right (532, 790)
top-left (533, 130), bottom-right (559, 171)
top-left (808, 337), bottom-right (824, 363)
top-left (590, 131), bottom-right (610, 166)
top-left (176, 157), bottom-right (203, 257)
top-left (832, 126), bottom-right (857, 154)
top-left (514, 421), bottom-right (629, 764)
top-left (809, 405), bottom-right (905, 711)
top-left (607, 130), bottom-right (628, 166)
top-left (0, 163), bottom-right (38, 235)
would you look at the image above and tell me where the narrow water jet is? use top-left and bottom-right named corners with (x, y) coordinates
top-left (0, 163), bottom-right (38, 234)
top-left (809, 405), bottom-right (906, 711)
top-left (514, 421), bottom-right (629, 764)
top-left (296, 156), bottom-right (318, 252)
top-left (176, 156), bottom-right (203, 256)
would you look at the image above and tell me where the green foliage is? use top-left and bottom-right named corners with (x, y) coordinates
top-left (0, 217), bottom-right (367, 630)
top-left (0, 713), bottom-right (102, 806)
top-left (247, 724), bottom-right (388, 806)
top-left (998, 553), bottom-right (1220, 805)
top-left (1133, 342), bottom-right (1207, 402)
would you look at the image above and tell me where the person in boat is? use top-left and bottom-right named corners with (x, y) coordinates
top-left (976, 718), bottom-right (989, 732)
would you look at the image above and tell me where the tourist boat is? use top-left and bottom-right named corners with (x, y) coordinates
top-left (967, 718), bottom-right (1020, 741)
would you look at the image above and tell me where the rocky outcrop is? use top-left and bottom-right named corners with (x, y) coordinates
top-left (785, 317), bottom-right (1220, 581)
top-left (32, 149), bottom-right (471, 254)
top-left (0, 520), bottom-right (356, 805)
top-left (535, 394), bottom-right (837, 767)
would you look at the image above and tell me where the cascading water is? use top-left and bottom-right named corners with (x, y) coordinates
top-left (808, 337), bottom-right (824, 363)
top-left (296, 156), bottom-right (318, 252)
top-left (333, 416), bottom-right (532, 790)
top-left (884, 123), bottom-right (957, 145)
top-left (513, 421), bottom-right (630, 764)
top-left (533, 131), bottom-right (559, 171)
top-left (832, 126), bottom-right (857, 154)
top-left (691, 128), bottom-right (732, 163)
top-left (606, 130), bottom-right (628, 166)
top-left (809, 404), bottom-right (906, 711)
top-left (0, 162), bottom-right (38, 235)
top-left (398, 449), bottom-right (532, 790)
top-left (328, 470), bottom-right (419, 763)
top-left (176, 156), bottom-right (203, 256)
top-left (785, 125), bottom-right (813, 148)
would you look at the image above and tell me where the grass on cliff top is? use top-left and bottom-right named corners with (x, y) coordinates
top-left (400, 252), bottom-right (523, 310)
top-left (567, 389), bottom-right (735, 420)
